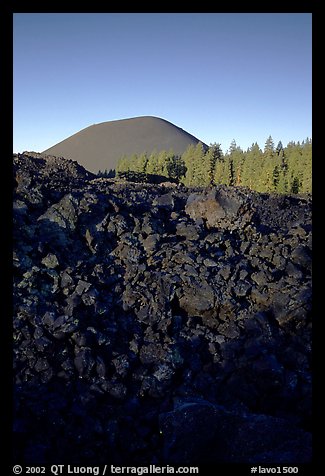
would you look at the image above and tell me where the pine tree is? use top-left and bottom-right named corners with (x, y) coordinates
top-left (277, 168), bottom-right (288, 193)
top-left (166, 154), bottom-right (186, 182)
top-left (116, 155), bottom-right (131, 174)
top-left (116, 134), bottom-right (311, 193)
top-left (228, 158), bottom-right (235, 186)
top-left (245, 143), bottom-right (263, 191)
top-left (229, 143), bottom-right (244, 187)
top-left (291, 176), bottom-right (300, 194)
top-left (207, 143), bottom-right (223, 185)
top-left (194, 143), bottom-right (209, 186)
top-left (182, 143), bottom-right (206, 186)
top-left (146, 150), bottom-right (160, 176)
top-left (276, 140), bottom-right (284, 156)
top-left (229, 139), bottom-right (237, 154)
top-left (157, 150), bottom-right (173, 178)
top-left (264, 135), bottom-right (275, 157)
top-left (272, 165), bottom-right (280, 190)
top-left (214, 157), bottom-right (227, 185)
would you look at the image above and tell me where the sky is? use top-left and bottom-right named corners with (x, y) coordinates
top-left (13, 13), bottom-right (312, 154)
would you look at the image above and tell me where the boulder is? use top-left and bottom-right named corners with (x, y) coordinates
top-left (178, 278), bottom-right (215, 317)
top-left (185, 186), bottom-right (249, 229)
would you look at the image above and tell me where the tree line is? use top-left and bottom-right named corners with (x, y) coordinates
top-left (99, 136), bottom-right (311, 194)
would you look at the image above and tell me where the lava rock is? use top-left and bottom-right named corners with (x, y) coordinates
top-left (41, 253), bottom-right (60, 269)
top-left (13, 153), bottom-right (312, 466)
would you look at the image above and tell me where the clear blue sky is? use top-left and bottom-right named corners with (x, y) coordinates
top-left (13, 13), bottom-right (312, 153)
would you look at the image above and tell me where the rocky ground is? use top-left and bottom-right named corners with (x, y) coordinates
top-left (13, 152), bottom-right (312, 465)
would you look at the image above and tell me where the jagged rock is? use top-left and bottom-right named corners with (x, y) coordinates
top-left (217, 321), bottom-right (240, 339)
top-left (285, 262), bottom-right (303, 279)
top-left (139, 343), bottom-right (167, 365)
top-left (81, 288), bottom-right (98, 306)
top-left (176, 221), bottom-right (200, 240)
top-left (142, 234), bottom-right (160, 254)
top-left (153, 363), bottom-right (174, 382)
top-left (232, 279), bottom-right (251, 297)
top-left (219, 264), bottom-right (232, 281)
top-left (60, 270), bottom-right (74, 289)
top-left (112, 354), bottom-right (130, 377)
top-left (41, 253), bottom-right (59, 269)
top-left (75, 279), bottom-right (91, 295)
top-left (34, 358), bottom-right (50, 372)
top-left (185, 186), bottom-right (251, 229)
top-left (74, 348), bottom-right (95, 378)
top-left (203, 258), bottom-right (218, 267)
top-left (250, 287), bottom-right (270, 307)
top-left (38, 194), bottom-right (79, 230)
top-left (291, 244), bottom-right (311, 269)
top-left (13, 153), bottom-right (312, 465)
top-left (178, 278), bottom-right (215, 317)
top-left (153, 192), bottom-right (174, 210)
top-left (251, 270), bottom-right (269, 286)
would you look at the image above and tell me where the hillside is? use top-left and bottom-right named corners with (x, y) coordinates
top-left (13, 153), bottom-right (312, 465)
top-left (42, 116), bottom-right (206, 173)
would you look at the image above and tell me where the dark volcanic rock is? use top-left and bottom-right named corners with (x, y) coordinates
top-left (13, 153), bottom-right (312, 465)
top-left (185, 186), bottom-right (254, 230)
top-left (159, 399), bottom-right (311, 464)
top-left (178, 278), bottom-right (215, 316)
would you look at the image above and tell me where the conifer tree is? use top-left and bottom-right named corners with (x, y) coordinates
top-left (115, 136), bottom-right (311, 193)
top-left (207, 143), bottom-right (223, 185)
top-left (166, 154), bottom-right (186, 182)
top-left (146, 150), bottom-right (160, 176)
top-left (229, 139), bottom-right (238, 154)
top-left (228, 158), bottom-right (235, 186)
top-left (276, 140), bottom-right (284, 156)
top-left (291, 176), bottom-right (300, 194)
top-left (272, 165), bottom-right (280, 190)
top-left (182, 143), bottom-right (206, 186)
top-left (264, 135), bottom-right (275, 158)
top-left (214, 157), bottom-right (227, 185)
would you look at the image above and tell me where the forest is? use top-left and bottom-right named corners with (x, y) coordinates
top-left (99, 136), bottom-right (312, 194)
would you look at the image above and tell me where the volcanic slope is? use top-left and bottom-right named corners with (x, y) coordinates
top-left (42, 116), bottom-right (206, 173)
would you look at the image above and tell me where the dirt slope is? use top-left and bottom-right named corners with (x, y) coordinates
top-left (43, 116), bottom-right (206, 173)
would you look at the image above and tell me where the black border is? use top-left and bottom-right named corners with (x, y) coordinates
top-left (5, 4), bottom-right (318, 475)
